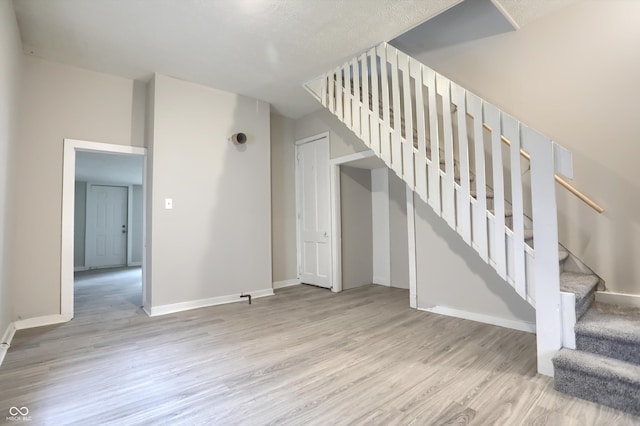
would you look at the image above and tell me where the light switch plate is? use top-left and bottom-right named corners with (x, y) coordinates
top-left (165, 198), bottom-right (173, 209)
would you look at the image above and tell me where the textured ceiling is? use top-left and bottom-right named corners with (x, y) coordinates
top-left (492, 0), bottom-right (579, 29)
top-left (13, 0), bottom-right (463, 118)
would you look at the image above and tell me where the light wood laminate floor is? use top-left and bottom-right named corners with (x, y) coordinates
top-left (1, 268), bottom-right (638, 425)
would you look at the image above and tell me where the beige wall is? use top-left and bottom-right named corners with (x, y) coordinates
top-left (270, 113), bottom-right (297, 283)
top-left (150, 74), bottom-right (271, 306)
top-left (13, 56), bottom-right (140, 319)
top-left (395, 1), bottom-right (640, 294)
top-left (0, 0), bottom-right (21, 336)
top-left (341, 166), bottom-right (373, 290)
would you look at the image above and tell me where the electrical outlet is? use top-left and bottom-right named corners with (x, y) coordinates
top-left (165, 198), bottom-right (173, 209)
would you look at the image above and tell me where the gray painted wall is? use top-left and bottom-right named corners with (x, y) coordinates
top-left (149, 74), bottom-right (272, 307)
top-left (131, 185), bottom-right (143, 264)
top-left (341, 166), bottom-right (373, 290)
top-left (74, 181), bottom-right (87, 268)
top-left (270, 113), bottom-right (297, 283)
top-left (414, 194), bottom-right (535, 324)
top-left (388, 171), bottom-right (409, 290)
top-left (0, 0), bottom-right (21, 336)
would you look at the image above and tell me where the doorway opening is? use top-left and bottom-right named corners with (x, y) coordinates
top-left (294, 132), bottom-right (413, 299)
top-left (61, 139), bottom-right (149, 319)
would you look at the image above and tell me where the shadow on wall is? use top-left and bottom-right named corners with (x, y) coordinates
top-left (414, 193), bottom-right (535, 323)
top-left (390, 0), bottom-right (515, 62)
top-left (198, 95), bottom-right (271, 299)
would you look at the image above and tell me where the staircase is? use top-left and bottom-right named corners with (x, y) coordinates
top-left (304, 42), bottom-right (639, 414)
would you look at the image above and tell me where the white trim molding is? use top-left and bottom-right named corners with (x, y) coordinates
top-left (62, 139), bottom-right (148, 319)
top-left (418, 305), bottom-right (536, 334)
top-left (596, 291), bottom-right (640, 309)
top-left (406, 185), bottom-right (417, 309)
top-left (561, 291), bottom-right (577, 349)
top-left (14, 314), bottom-right (73, 330)
top-left (273, 279), bottom-right (301, 289)
top-left (148, 288), bottom-right (275, 317)
top-left (328, 149), bottom-right (375, 166)
top-left (0, 322), bottom-right (17, 366)
top-left (295, 131), bottom-right (330, 146)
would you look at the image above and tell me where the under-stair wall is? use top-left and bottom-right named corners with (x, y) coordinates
top-left (305, 42), bottom-right (577, 376)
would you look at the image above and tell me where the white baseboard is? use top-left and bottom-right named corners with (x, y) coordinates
top-left (14, 314), bottom-right (73, 330)
top-left (0, 322), bottom-right (17, 367)
top-left (560, 292), bottom-right (576, 349)
top-left (596, 291), bottom-right (640, 308)
top-left (149, 288), bottom-right (275, 316)
top-left (273, 279), bottom-right (301, 289)
top-left (418, 305), bottom-right (536, 334)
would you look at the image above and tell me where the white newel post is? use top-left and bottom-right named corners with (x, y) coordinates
top-left (524, 126), bottom-right (562, 377)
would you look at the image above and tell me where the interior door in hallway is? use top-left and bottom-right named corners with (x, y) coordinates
top-left (297, 136), bottom-right (331, 288)
top-left (85, 185), bottom-right (128, 268)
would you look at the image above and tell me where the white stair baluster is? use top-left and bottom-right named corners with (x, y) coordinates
top-left (388, 45), bottom-right (403, 177)
top-left (503, 113), bottom-right (527, 299)
top-left (412, 58), bottom-right (427, 202)
top-left (485, 103), bottom-right (507, 279)
top-left (452, 83), bottom-right (471, 245)
top-left (351, 57), bottom-right (361, 137)
top-left (438, 74), bottom-right (456, 230)
top-left (399, 50), bottom-right (414, 190)
top-left (377, 44), bottom-right (392, 167)
top-left (425, 67), bottom-right (441, 214)
top-left (369, 48), bottom-right (381, 156)
top-left (360, 53), bottom-right (370, 146)
top-left (468, 93), bottom-right (489, 263)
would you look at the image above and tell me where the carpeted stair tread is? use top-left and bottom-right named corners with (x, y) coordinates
top-left (560, 272), bottom-right (599, 319)
top-left (470, 189), bottom-right (494, 199)
top-left (560, 272), bottom-right (598, 302)
top-left (559, 248), bottom-right (569, 263)
top-left (576, 303), bottom-right (640, 365)
top-left (524, 229), bottom-right (534, 240)
top-left (489, 208), bottom-right (513, 217)
top-left (553, 348), bottom-right (640, 416)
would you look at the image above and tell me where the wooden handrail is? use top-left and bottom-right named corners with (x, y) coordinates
top-left (467, 113), bottom-right (604, 214)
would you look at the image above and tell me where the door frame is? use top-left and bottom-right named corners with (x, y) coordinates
top-left (295, 132), bottom-right (337, 291)
top-left (62, 139), bottom-right (149, 319)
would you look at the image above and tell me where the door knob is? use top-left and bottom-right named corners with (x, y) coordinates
top-left (323, 231), bottom-right (328, 237)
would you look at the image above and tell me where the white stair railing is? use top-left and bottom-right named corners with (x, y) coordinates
top-left (305, 42), bottom-right (574, 377)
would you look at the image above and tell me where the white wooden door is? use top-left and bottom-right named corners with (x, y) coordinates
top-left (85, 185), bottom-right (128, 268)
top-left (297, 136), bottom-right (331, 288)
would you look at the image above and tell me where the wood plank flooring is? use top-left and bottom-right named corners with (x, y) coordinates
top-left (1, 268), bottom-right (638, 425)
